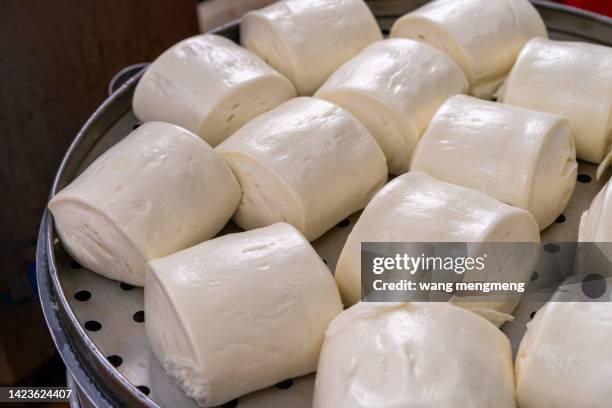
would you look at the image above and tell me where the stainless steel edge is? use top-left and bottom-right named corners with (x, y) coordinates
top-left (41, 71), bottom-right (160, 408)
top-left (67, 369), bottom-right (83, 408)
top-left (108, 63), bottom-right (149, 97)
top-left (533, 0), bottom-right (612, 44)
top-left (37, 212), bottom-right (114, 408)
top-left (533, 0), bottom-right (612, 25)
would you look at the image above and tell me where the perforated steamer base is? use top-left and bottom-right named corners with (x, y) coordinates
top-left (37, 2), bottom-right (612, 408)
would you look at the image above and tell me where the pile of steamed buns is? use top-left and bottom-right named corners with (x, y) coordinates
top-left (48, 0), bottom-right (612, 406)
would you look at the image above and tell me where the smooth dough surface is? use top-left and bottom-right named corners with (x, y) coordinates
top-left (579, 180), bottom-right (612, 242)
top-left (316, 38), bottom-right (468, 174)
top-left (411, 95), bottom-right (577, 230)
top-left (49, 122), bottom-right (241, 286)
top-left (216, 97), bottom-right (387, 241)
top-left (241, 0), bottom-right (382, 95)
top-left (516, 302), bottom-right (612, 408)
top-left (390, 0), bottom-right (546, 98)
top-left (133, 34), bottom-right (296, 146)
top-left (314, 302), bottom-right (516, 408)
top-left (499, 37), bottom-right (612, 163)
top-left (145, 223), bottom-right (342, 407)
top-left (578, 179), bottom-right (612, 266)
top-left (335, 171), bottom-right (540, 310)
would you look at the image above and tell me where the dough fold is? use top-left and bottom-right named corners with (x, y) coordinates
top-left (499, 37), bottom-right (612, 164)
top-left (49, 122), bottom-right (241, 285)
top-left (316, 39), bottom-right (468, 174)
top-left (411, 94), bottom-right (577, 229)
top-left (145, 223), bottom-right (342, 407)
top-left (391, 0), bottom-right (546, 99)
top-left (133, 34), bottom-right (296, 146)
top-left (516, 302), bottom-right (612, 408)
top-left (241, 0), bottom-right (382, 95)
top-left (216, 97), bottom-right (387, 241)
top-left (314, 302), bottom-right (516, 408)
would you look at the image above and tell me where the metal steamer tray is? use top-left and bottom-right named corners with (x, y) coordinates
top-left (36, 2), bottom-right (612, 408)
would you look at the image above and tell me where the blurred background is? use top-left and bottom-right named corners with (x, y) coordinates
top-left (0, 0), bottom-right (609, 404)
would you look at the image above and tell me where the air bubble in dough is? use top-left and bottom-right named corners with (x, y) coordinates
top-left (316, 38), bottom-right (468, 174)
top-left (411, 95), bottom-right (577, 230)
top-left (216, 97), bottom-right (388, 242)
top-left (314, 302), bottom-right (516, 408)
top-left (49, 122), bottom-right (241, 286)
top-left (133, 34), bottom-right (296, 146)
top-left (499, 37), bottom-right (612, 164)
top-left (391, 0), bottom-right (546, 99)
top-left (145, 222), bottom-right (342, 407)
top-left (335, 171), bottom-right (540, 311)
top-left (516, 302), bottom-right (612, 408)
top-left (241, 0), bottom-right (382, 96)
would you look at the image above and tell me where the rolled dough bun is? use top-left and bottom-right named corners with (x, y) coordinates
top-left (316, 38), bottom-right (468, 174)
top-left (391, 0), bottom-right (546, 99)
top-left (411, 94), bottom-right (577, 230)
top-left (516, 302), bottom-right (612, 408)
top-left (335, 171), bottom-right (540, 310)
top-left (216, 97), bottom-right (387, 241)
top-left (145, 222), bottom-right (342, 407)
top-left (133, 34), bottom-right (296, 146)
top-left (314, 302), bottom-right (516, 408)
top-left (578, 180), bottom-right (612, 267)
top-left (241, 0), bottom-right (382, 96)
top-left (580, 180), bottom-right (612, 242)
top-left (49, 122), bottom-right (241, 286)
top-left (499, 37), bottom-right (612, 164)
